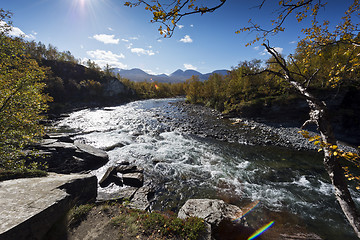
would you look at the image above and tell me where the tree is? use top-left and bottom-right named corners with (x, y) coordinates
top-left (0, 10), bottom-right (50, 169)
top-left (125, 0), bottom-right (360, 237)
top-left (185, 75), bottom-right (203, 103)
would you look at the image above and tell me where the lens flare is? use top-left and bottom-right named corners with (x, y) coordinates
top-left (232, 200), bottom-right (260, 222)
top-left (247, 221), bottom-right (275, 240)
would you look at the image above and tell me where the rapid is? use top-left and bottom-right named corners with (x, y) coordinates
top-left (56, 98), bottom-right (360, 239)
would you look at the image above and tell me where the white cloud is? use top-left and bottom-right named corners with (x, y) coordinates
top-left (184, 64), bottom-right (197, 70)
top-left (289, 40), bottom-right (297, 44)
top-left (157, 39), bottom-right (162, 42)
top-left (130, 36), bottom-right (139, 40)
top-left (108, 27), bottom-right (114, 31)
top-left (190, 24), bottom-right (194, 27)
top-left (274, 47), bottom-right (284, 54)
top-left (92, 34), bottom-right (119, 44)
top-left (260, 46), bottom-right (283, 56)
top-left (131, 47), bottom-right (155, 56)
top-left (80, 45), bottom-right (84, 49)
top-left (143, 69), bottom-right (158, 75)
top-left (0, 21), bottom-right (36, 39)
top-left (121, 38), bottom-right (129, 42)
top-left (180, 35), bottom-right (193, 43)
top-left (178, 25), bottom-right (184, 29)
top-left (253, 46), bottom-right (260, 51)
top-left (86, 49), bottom-right (126, 68)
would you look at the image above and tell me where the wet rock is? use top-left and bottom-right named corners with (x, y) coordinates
top-left (128, 186), bottom-right (154, 211)
top-left (44, 133), bottom-right (74, 143)
top-left (74, 142), bottom-right (108, 161)
top-left (99, 163), bottom-right (144, 188)
top-left (29, 139), bottom-right (109, 174)
top-left (118, 161), bottom-right (130, 165)
top-left (122, 173), bottom-right (144, 188)
top-left (116, 165), bottom-right (143, 174)
top-left (280, 233), bottom-right (323, 240)
top-left (99, 166), bottom-right (122, 188)
top-left (101, 142), bottom-right (125, 151)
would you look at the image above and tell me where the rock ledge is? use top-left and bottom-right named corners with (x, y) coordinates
top-left (0, 173), bottom-right (97, 240)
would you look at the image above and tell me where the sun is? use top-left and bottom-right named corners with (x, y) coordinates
top-left (69, 0), bottom-right (97, 17)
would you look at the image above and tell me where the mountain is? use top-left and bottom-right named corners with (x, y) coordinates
top-left (204, 69), bottom-right (229, 79)
top-left (111, 68), bottom-right (229, 83)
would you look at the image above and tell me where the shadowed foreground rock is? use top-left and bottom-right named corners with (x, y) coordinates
top-left (0, 173), bottom-right (97, 240)
top-left (30, 133), bottom-right (109, 173)
top-left (178, 199), bottom-right (252, 240)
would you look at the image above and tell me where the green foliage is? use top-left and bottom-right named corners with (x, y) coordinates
top-left (121, 79), bottom-right (186, 99)
top-left (184, 59), bottom-right (290, 114)
top-left (108, 205), bottom-right (207, 240)
top-left (291, 38), bottom-right (360, 88)
top-left (68, 204), bottom-right (94, 229)
top-left (141, 211), bottom-right (206, 240)
top-left (0, 11), bottom-right (50, 168)
top-left (24, 41), bottom-right (79, 64)
top-left (0, 168), bottom-right (47, 181)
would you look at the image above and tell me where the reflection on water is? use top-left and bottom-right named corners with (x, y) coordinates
top-left (56, 98), bottom-right (359, 239)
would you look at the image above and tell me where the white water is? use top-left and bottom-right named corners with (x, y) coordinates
top-left (56, 98), bottom-right (359, 239)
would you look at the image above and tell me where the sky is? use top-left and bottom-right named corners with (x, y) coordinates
top-left (0, 0), bottom-right (352, 75)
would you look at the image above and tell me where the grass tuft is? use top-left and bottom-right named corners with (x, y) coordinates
top-left (68, 204), bottom-right (94, 229)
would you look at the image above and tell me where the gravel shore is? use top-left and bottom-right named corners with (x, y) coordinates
top-left (163, 101), bottom-right (356, 153)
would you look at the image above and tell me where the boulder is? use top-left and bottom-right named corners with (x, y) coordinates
top-left (122, 173), bottom-right (144, 188)
top-left (128, 186), bottom-right (154, 211)
top-left (178, 199), bottom-right (243, 226)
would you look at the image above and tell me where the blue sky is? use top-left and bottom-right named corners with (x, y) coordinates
top-left (1, 0), bottom-right (350, 75)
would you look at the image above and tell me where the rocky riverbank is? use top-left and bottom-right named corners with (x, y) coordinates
top-left (161, 101), bottom-right (357, 153)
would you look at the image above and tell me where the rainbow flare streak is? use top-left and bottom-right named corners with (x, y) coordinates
top-left (247, 221), bottom-right (275, 240)
top-left (232, 200), bottom-right (260, 223)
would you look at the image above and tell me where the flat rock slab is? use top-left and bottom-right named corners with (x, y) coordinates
top-left (0, 173), bottom-right (97, 240)
top-left (97, 187), bottom-right (138, 202)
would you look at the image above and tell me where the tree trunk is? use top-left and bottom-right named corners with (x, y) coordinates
top-left (262, 43), bottom-right (360, 237)
top-left (309, 100), bottom-right (360, 238)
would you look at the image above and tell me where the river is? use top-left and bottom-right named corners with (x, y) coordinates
top-left (56, 98), bottom-right (359, 239)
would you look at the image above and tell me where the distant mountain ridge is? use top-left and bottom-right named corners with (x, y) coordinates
top-left (111, 68), bottom-right (229, 83)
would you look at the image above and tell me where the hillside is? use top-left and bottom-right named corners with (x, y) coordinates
top-left (40, 60), bottom-right (136, 114)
